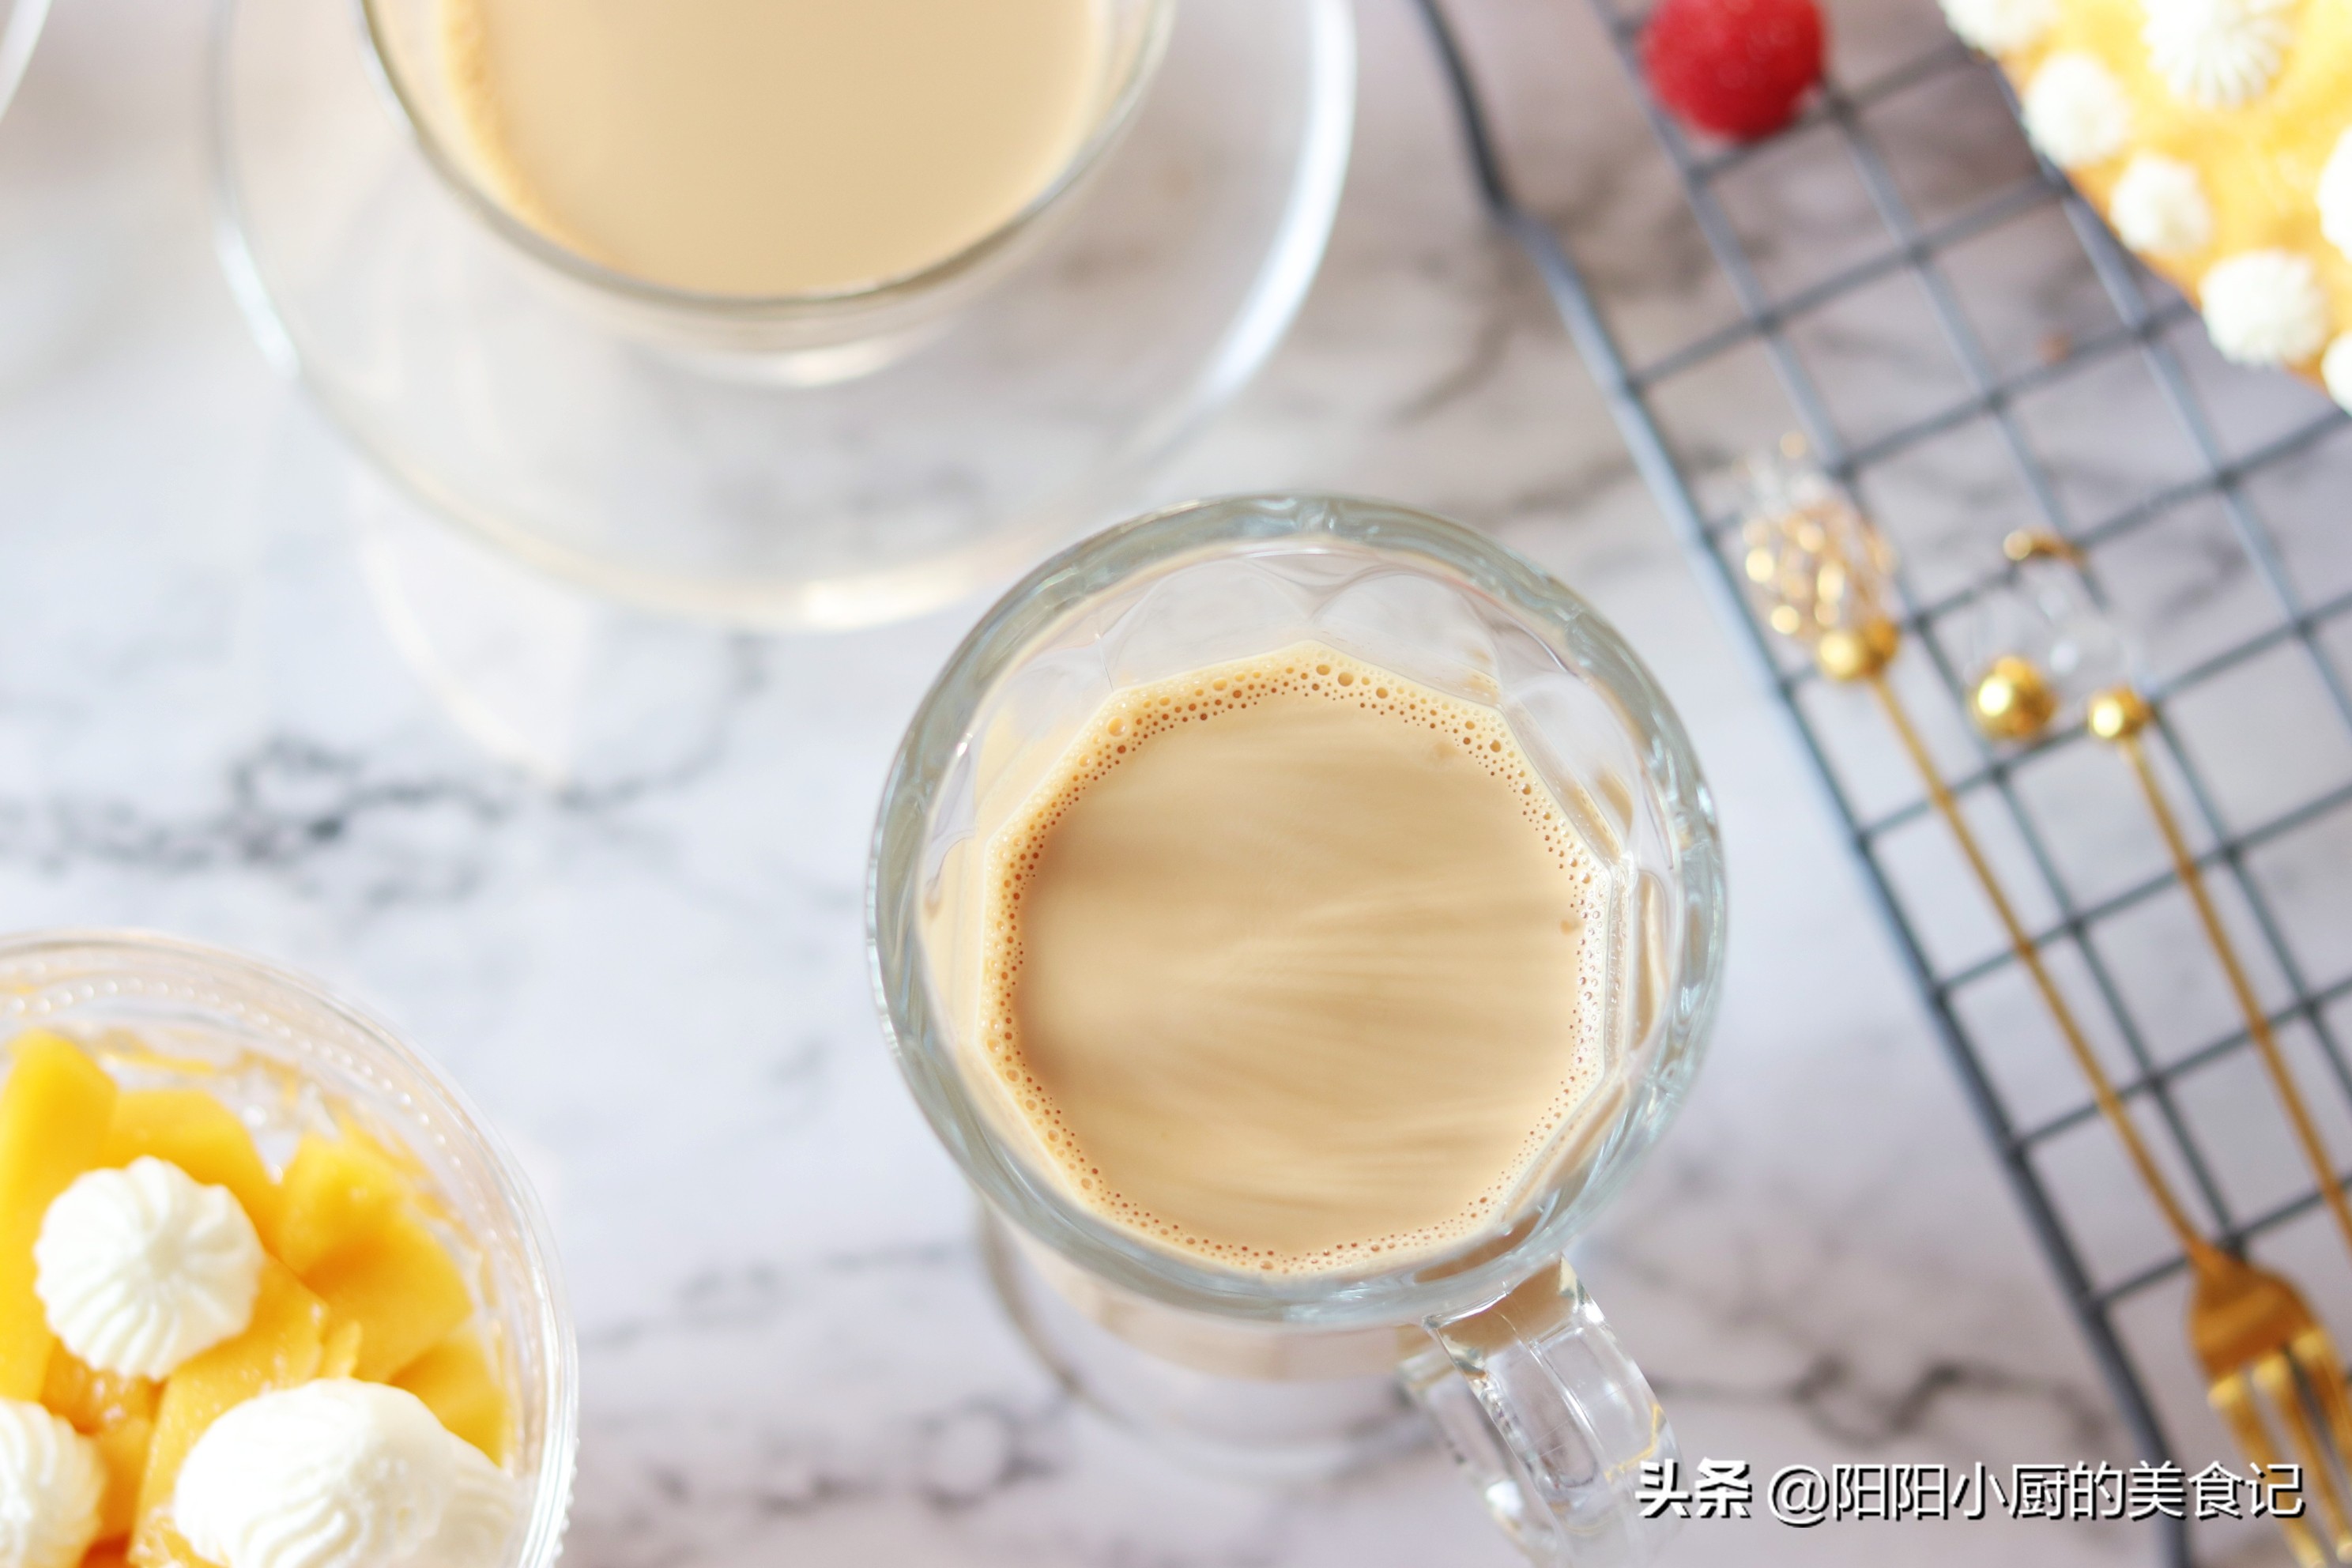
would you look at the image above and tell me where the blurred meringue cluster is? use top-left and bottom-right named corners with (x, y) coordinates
top-left (1941, 0), bottom-right (2352, 409)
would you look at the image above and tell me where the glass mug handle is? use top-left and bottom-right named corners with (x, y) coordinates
top-left (1402, 1261), bottom-right (1677, 1566)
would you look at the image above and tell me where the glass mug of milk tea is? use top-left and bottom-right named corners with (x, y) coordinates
top-left (871, 495), bottom-right (1725, 1563)
top-left (360, 0), bottom-right (1173, 360)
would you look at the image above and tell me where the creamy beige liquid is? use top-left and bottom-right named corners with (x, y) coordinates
top-left (439, 0), bottom-right (1106, 296)
top-left (978, 646), bottom-right (1608, 1275)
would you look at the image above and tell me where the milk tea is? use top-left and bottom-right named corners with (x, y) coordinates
top-left (978, 645), bottom-right (1610, 1275)
top-left (438, 0), bottom-right (1106, 296)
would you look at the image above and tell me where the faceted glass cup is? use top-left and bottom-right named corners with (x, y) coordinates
top-left (870, 494), bottom-right (1725, 1563)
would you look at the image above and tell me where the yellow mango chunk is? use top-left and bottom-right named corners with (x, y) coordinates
top-left (134, 1261), bottom-right (329, 1568)
top-left (93, 1415), bottom-right (153, 1542)
top-left (0, 1031), bottom-right (118, 1398)
top-left (394, 1329), bottom-right (511, 1465)
top-left (321, 1318), bottom-right (364, 1380)
top-left (40, 1346), bottom-right (156, 1432)
top-left (306, 1211), bottom-right (471, 1381)
top-left (130, 1524), bottom-right (201, 1568)
top-left (103, 1090), bottom-right (278, 1238)
top-left (45, 1347), bottom-right (156, 1544)
top-left (271, 1131), bottom-right (405, 1275)
top-left (269, 1130), bottom-right (473, 1382)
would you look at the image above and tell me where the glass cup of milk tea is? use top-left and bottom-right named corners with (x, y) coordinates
top-left (360, 0), bottom-right (1174, 360)
top-left (871, 495), bottom-right (1725, 1565)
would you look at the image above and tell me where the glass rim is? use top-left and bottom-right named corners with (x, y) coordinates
top-left (867, 493), bottom-right (1726, 1329)
top-left (0, 926), bottom-right (579, 1568)
top-left (351, 0), bottom-right (1178, 318)
top-left (0, 0), bottom-right (51, 135)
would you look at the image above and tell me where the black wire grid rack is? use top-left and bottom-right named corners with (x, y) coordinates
top-left (1419, 1), bottom-right (2352, 1562)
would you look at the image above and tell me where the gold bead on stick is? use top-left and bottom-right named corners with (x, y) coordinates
top-left (1970, 654), bottom-right (2060, 743)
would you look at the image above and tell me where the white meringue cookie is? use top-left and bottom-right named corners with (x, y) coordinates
top-left (1941, 0), bottom-right (2059, 53)
top-left (2109, 153), bottom-right (2213, 255)
top-left (413, 1442), bottom-right (521, 1568)
top-left (2022, 54), bottom-right (2132, 169)
top-left (2199, 250), bottom-right (2331, 366)
top-left (2319, 128), bottom-right (2352, 264)
top-left (2324, 334), bottom-right (2352, 412)
top-left (35, 1155), bottom-right (265, 1379)
top-left (174, 1381), bottom-right (462, 1568)
top-left (2142, 0), bottom-right (2294, 107)
top-left (0, 1399), bottom-right (105, 1568)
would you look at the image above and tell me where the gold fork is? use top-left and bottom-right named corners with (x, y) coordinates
top-left (2196, 1249), bottom-right (2352, 1563)
top-left (1741, 445), bottom-right (2352, 1564)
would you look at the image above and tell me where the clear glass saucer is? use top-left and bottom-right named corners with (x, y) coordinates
top-left (210, 0), bottom-right (1355, 630)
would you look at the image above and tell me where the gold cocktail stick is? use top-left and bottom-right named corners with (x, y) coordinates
top-left (1745, 457), bottom-right (2352, 1564)
top-left (1962, 528), bottom-right (2352, 1268)
top-left (1834, 631), bottom-right (2216, 1251)
top-left (2085, 685), bottom-right (2352, 1266)
top-left (1740, 455), bottom-right (2208, 1251)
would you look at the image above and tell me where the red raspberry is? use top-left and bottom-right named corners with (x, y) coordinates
top-left (1641, 0), bottom-right (1826, 141)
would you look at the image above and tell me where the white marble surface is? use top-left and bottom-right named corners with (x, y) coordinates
top-left (2, 0), bottom-right (2348, 1563)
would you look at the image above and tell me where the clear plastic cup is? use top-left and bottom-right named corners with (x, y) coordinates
top-left (0, 929), bottom-right (575, 1568)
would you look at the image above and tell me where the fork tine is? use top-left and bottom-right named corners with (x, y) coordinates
top-left (2257, 1352), bottom-right (2352, 1560)
top-left (2293, 1329), bottom-right (2352, 1460)
top-left (2214, 1369), bottom-right (2331, 1568)
top-left (2290, 1329), bottom-right (2352, 1559)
